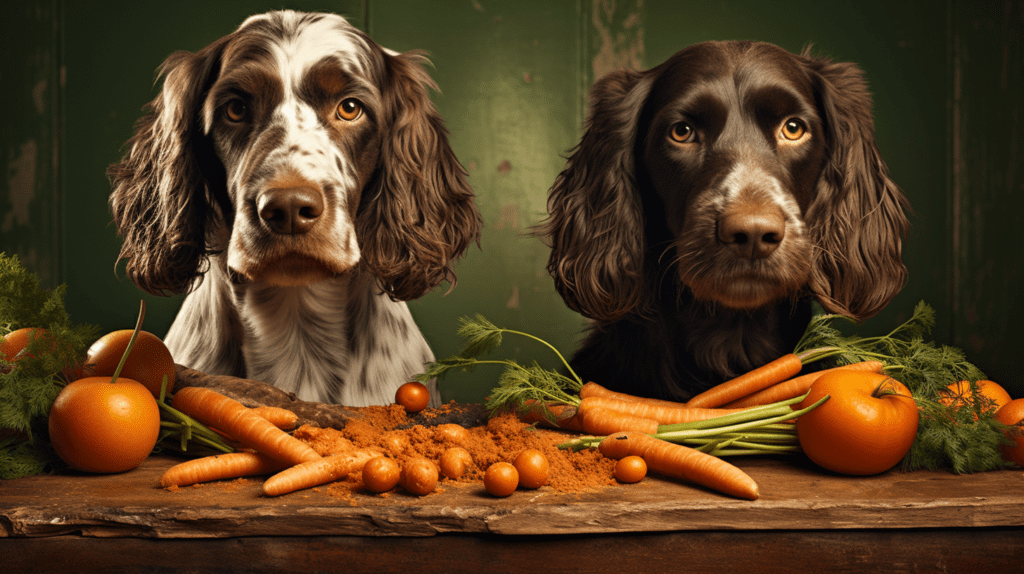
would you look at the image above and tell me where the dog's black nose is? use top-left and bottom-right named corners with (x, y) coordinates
top-left (257, 187), bottom-right (325, 235)
top-left (718, 207), bottom-right (786, 259)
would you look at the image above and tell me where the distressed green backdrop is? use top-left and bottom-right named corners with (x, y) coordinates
top-left (2, 1), bottom-right (1022, 401)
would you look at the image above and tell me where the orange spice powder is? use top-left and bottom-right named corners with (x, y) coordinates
top-left (292, 405), bottom-right (616, 498)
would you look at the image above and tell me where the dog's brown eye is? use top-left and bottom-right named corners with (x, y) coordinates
top-left (781, 119), bottom-right (806, 141)
top-left (225, 99), bottom-right (248, 122)
top-left (670, 122), bottom-right (696, 144)
top-left (337, 98), bottom-right (363, 121)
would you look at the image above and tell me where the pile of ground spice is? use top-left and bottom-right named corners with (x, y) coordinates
top-left (292, 404), bottom-right (617, 499)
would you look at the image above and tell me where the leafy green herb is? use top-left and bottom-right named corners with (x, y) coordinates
top-left (415, 315), bottom-right (582, 421)
top-left (796, 300), bottom-right (1010, 473)
top-left (0, 253), bottom-right (99, 479)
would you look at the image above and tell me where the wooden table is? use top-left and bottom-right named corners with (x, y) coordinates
top-left (2, 455), bottom-right (1022, 573)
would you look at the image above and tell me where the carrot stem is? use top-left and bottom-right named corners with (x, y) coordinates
top-left (110, 300), bottom-right (145, 384)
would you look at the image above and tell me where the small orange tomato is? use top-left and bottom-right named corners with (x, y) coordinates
top-left (1, 327), bottom-right (48, 362)
top-left (439, 447), bottom-right (473, 479)
top-left (395, 382), bottom-right (430, 413)
top-left (48, 376), bottom-right (161, 473)
top-left (483, 462), bottom-right (518, 497)
top-left (434, 423), bottom-right (470, 445)
top-left (939, 380), bottom-right (1012, 417)
top-left (994, 399), bottom-right (1024, 466)
top-left (85, 330), bottom-right (176, 397)
top-left (512, 449), bottom-right (549, 489)
top-left (400, 457), bottom-right (438, 496)
top-left (614, 455), bottom-right (647, 483)
top-left (797, 370), bottom-right (919, 476)
top-left (362, 457), bottom-right (401, 493)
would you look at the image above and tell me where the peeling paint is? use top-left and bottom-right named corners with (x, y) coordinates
top-left (32, 79), bottom-right (47, 114)
top-left (506, 286), bottom-right (520, 309)
top-left (3, 140), bottom-right (38, 232)
top-left (591, 0), bottom-right (645, 80)
top-left (493, 203), bottom-right (519, 231)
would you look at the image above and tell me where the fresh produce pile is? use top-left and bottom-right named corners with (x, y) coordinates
top-left (2, 251), bottom-right (1023, 502)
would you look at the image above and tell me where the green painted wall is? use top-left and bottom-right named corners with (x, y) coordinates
top-left (3, 0), bottom-right (1021, 401)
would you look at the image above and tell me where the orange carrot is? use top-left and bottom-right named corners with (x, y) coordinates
top-left (722, 361), bottom-right (885, 408)
top-left (579, 382), bottom-right (687, 408)
top-left (251, 405), bottom-right (299, 430)
top-left (518, 400), bottom-right (585, 431)
top-left (263, 449), bottom-right (381, 496)
top-left (160, 452), bottom-right (288, 488)
top-left (579, 396), bottom-right (749, 426)
top-left (171, 387), bottom-right (320, 466)
top-left (685, 353), bottom-right (803, 409)
top-left (598, 431), bottom-right (759, 500)
top-left (577, 404), bottom-right (659, 435)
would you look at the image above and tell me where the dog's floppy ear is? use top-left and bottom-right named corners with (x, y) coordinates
top-left (108, 37), bottom-right (231, 296)
top-left (359, 50), bottom-right (481, 301)
top-left (804, 54), bottom-right (911, 320)
top-left (538, 68), bottom-right (655, 323)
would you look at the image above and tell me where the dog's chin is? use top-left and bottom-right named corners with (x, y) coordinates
top-left (233, 255), bottom-right (353, 287)
top-left (686, 276), bottom-right (793, 311)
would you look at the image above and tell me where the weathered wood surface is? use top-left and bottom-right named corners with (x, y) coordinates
top-left (172, 364), bottom-right (489, 430)
top-left (3, 453), bottom-right (1022, 540)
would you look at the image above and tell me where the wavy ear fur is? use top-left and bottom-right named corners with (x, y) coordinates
top-left (358, 50), bottom-right (481, 301)
top-left (107, 37), bottom-right (231, 296)
top-left (538, 69), bottom-right (654, 323)
top-left (804, 54), bottom-right (911, 320)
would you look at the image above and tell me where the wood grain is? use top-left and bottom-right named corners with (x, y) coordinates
top-left (3, 454), bottom-right (1022, 540)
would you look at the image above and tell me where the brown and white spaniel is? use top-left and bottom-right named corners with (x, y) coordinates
top-left (108, 11), bottom-right (480, 406)
top-left (540, 41), bottom-right (910, 401)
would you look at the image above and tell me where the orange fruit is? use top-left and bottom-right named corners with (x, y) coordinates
top-left (85, 330), bottom-right (175, 397)
top-left (395, 381), bottom-right (430, 413)
top-left (939, 380), bottom-right (1012, 416)
top-left (512, 449), bottom-right (549, 489)
top-left (1, 327), bottom-right (49, 361)
top-left (48, 376), bottom-right (161, 473)
top-left (797, 371), bottom-right (919, 476)
top-left (614, 455), bottom-right (648, 483)
top-left (994, 399), bottom-right (1024, 467)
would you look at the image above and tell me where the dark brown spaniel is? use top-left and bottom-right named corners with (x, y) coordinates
top-left (541, 41), bottom-right (909, 401)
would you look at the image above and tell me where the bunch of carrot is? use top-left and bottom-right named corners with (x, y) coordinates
top-left (158, 387), bottom-right (381, 496)
top-left (547, 353), bottom-right (884, 500)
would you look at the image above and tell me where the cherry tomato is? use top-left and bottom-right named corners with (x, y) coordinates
top-left (400, 457), bottom-right (438, 496)
top-left (395, 382), bottom-right (430, 413)
top-left (362, 457), bottom-right (401, 493)
top-left (439, 447), bottom-right (473, 479)
top-left (434, 423), bottom-right (470, 445)
top-left (484, 462), bottom-right (518, 497)
top-left (614, 455), bottom-right (647, 483)
top-left (512, 449), bottom-right (549, 489)
top-left (48, 376), bottom-right (161, 473)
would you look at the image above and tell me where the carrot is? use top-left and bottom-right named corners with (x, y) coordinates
top-left (579, 382), bottom-right (688, 408)
top-left (579, 396), bottom-right (749, 426)
top-left (598, 431), bottom-right (759, 500)
top-left (251, 405), bottom-right (299, 430)
top-left (684, 353), bottom-right (804, 409)
top-left (263, 448), bottom-right (381, 496)
top-left (160, 452), bottom-right (288, 488)
top-left (721, 361), bottom-right (885, 408)
top-left (518, 400), bottom-right (584, 431)
top-left (171, 387), bottom-right (320, 466)
top-left (577, 404), bottom-right (659, 435)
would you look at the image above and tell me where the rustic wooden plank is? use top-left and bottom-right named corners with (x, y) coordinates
top-left (4, 528), bottom-right (1023, 574)
top-left (3, 455), bottom-right (1022, 539)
